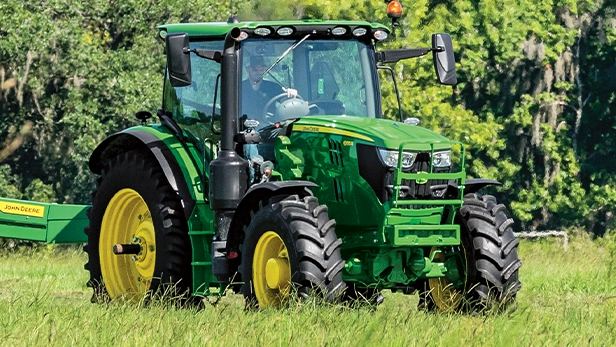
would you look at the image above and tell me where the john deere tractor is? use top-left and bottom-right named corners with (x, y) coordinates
top-left (82, 15), bottom-right (522, 312)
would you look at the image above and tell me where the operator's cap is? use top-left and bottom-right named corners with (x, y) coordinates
top-left (248, 55), bottom-right (266, 68)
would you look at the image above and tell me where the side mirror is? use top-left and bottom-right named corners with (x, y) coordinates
top-left (432, 33), bottom-right (457, 86)
top-left (165, 33), bottom-right (192, 87)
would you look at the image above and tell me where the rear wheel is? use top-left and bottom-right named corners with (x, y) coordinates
top-left (84, 151), bottom-right (192, 302)
top-left (419, 193), bottom-right (522, 313)
top-left (239, 195), bottom-right (346, 308)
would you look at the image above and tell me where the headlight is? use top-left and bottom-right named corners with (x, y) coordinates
top-left (378, 148), bottom-right (417, 169)
top-left (432, 150), bottom-right (451, 168)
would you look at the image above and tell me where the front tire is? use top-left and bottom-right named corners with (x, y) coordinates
top-left (84, 151), bottom-right (192, 302)
top-left (420, 193), bottom-right (522, 313)
top-left (239, 195), bottom-right (346, 308)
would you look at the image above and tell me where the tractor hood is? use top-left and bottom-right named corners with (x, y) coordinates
top-left (291, 116), bottom-right (452, 151)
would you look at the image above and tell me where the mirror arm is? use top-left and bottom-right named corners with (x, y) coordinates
top-left (375, 48), bottom-right (432, 63)
top-left (191, 49), bottom-right (223, 63)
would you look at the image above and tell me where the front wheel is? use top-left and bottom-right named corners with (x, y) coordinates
top-left (239, 195), bottom-right (346, 308)
top-left (419, 193), bottom-right (522, 313)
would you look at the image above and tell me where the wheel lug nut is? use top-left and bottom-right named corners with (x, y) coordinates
top-left (131, 256), bottom-right (137, 261)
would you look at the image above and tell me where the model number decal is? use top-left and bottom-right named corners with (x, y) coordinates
top-left (343, 140), bottom-right (353, 147)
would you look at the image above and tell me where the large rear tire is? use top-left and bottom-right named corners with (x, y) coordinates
top-left (419, 193), bottom-right (522, 313)
top-left (84, 151), bottom-right (192, 302)
top-left (239, 195), bottom-right (346, 308)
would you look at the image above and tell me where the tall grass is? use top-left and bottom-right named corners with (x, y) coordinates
top-left (0, 236), bottom-right (614, 346)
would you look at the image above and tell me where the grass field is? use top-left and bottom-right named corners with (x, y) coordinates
top-left (0, 235), bottom-right (615, 346)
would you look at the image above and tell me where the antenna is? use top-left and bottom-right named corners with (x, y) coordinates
top-left (227, 0), bottom-right (240, 23)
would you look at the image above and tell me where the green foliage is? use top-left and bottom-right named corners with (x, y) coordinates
top-left (0, 0), bottom-right (236, 204)
top-left (23, 179), bottom-right (55, 203)
top-left (1, 0), bottom-right (615, 232)
top-left (385, 0), bottom-right (615, 233)
top-left (0, 165), bottom-right (22, 199)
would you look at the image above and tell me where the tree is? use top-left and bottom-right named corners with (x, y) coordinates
top-left (0, 0), bottom-right (235, 203)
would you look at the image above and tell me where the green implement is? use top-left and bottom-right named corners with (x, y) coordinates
top-left (0, 198), bottom-right (89, 243)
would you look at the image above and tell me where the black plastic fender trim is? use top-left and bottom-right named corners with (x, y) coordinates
top-left (464, 178), bottom-right (502, 195)
top-left (225, 180), bottom-right (319, 253)
top-left (88, 130), bottom-right (196, 221)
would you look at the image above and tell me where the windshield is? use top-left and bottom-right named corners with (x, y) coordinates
top-left (240, 38), bottom-right (379, 127)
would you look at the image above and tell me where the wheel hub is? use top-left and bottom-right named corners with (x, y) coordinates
top-left (133, 221), bottom-right (155, 274)
top-left (265, 257), bottom-right (290, 289)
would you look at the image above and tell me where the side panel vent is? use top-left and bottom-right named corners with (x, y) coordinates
top-left (333, 178), bottom-right (345, 202)
top-left (327, 138), bottom-right (344, 167)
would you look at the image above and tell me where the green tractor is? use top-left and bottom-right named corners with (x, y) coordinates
top-left (82, 16), bottom-right (522, 312)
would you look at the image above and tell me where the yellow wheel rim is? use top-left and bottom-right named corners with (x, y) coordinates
top-left (253, 231), bottom-right (291, 308)
top-left (100, 188), bottom-right (156, 300)
top-left (428, 247), bottom-right (466, 312)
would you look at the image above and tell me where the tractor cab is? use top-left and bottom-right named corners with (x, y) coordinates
top-left (160, 22), bottom-right (389, 144)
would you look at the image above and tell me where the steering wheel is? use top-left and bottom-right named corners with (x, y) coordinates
top-left (263, 93), bottom-right (298, 124)
top-left (262, 93), bottom-right (316, 124)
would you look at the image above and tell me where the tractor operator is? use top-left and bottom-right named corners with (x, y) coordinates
top-left (241, 55), bottom-right (297, 125)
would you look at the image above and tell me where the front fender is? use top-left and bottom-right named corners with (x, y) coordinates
top-left (89, 126), bottom-right (204, 220)
top-left (464, 178), bottom-right (502, 195)
top-left (225, 181), bottom-right (319, 253)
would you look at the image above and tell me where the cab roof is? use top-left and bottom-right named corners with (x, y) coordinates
top-left (159, 20), bottom-right (390, 39)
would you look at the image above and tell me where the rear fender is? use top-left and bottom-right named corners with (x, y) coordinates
top-left (89, 127), bottom-right (202, 220)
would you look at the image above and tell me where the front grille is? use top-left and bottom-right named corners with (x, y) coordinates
top-left (357, 144), bottom-right (451, 205)
top-left (383, 152), bottom-right (450, 203)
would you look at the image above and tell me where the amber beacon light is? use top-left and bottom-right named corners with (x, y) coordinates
top-left (387, 0), bottom-right (403, 19)
top-left (385, 0), bottom-right (402, 38)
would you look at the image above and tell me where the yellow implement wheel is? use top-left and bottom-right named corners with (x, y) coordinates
top-left (99, 188), bottom-right (156, 300)
top-left (428, 247), bottom-right (466, 313)
top-left (253, 231), bottom-right (291, 307)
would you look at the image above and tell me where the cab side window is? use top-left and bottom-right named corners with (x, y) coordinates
top-left (163, 40), bottom-right (224, 142)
